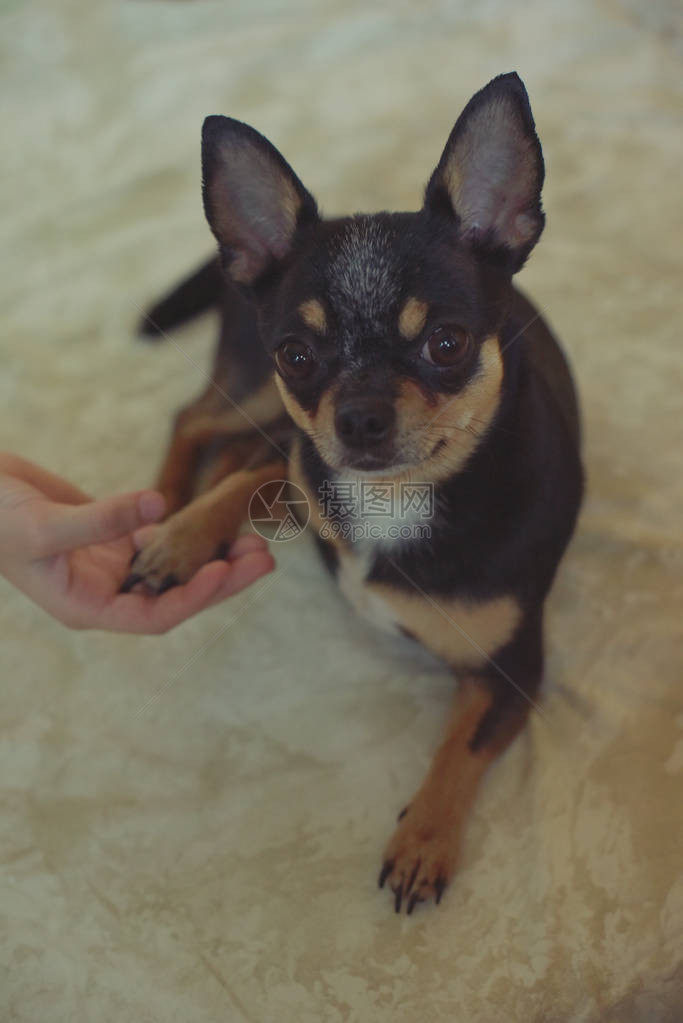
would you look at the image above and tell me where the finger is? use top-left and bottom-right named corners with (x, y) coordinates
top-left (98, 560), bottom-right (233, 634)
top-left (135, 552), bottom-right (274, 628)
top-left (132, 523), bottom-right (159, 550)
top-left (37, 490), bottom-right (166, 556)
top-left (227, 533), bottom-right (269, 559)
top-left (92, 552), bottom-right (274, 634)
top-left (207, 550), bottom-right (275, 604)
top-left (144, 560), bottom-right (237, 629)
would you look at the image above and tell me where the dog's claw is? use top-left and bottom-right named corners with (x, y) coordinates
top-left (394, 884), bottom-right (403, 914)
top-left (397, 805), bottom-right (409, 822)
top-left (378, 860), bottom-right (393, 889)
top-left (406, 860), bottom-right (420, 896)
top-left (407, 892), bottom-right (420, 915)
top-left (435, 877), bottom-right (446, 905)
top-left (120, 572), bottom-right (143, 594)
top-left (157, 573), bottom-right (179, 595)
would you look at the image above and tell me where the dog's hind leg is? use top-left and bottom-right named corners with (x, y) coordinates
top-left (155, 375), bottom-right (286, 515)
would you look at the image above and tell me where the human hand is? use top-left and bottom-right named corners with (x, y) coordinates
top-left (0, 454), bottom-right (274, 633)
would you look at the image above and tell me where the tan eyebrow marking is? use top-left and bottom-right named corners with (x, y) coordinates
top-left (298, 299), bottom-right (327, 334)
top-left (398, 297), bottom-right (429, 341)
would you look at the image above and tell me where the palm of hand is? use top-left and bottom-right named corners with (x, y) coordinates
top-left (43, 533), bottom-right (138, 616)
top-left (1, 471), bottom-right (274, 633)
top-left (35, 524), bottom-right (271, 633)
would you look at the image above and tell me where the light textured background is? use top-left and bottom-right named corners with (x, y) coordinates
top-left (1, 2), bottom-right (682, 1021)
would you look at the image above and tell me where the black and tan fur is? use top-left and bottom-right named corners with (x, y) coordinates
top-left (128, 73), bottom-right (583, 913)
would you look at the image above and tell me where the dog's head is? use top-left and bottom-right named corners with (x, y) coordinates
top-left (202, 72), bottom-right (544, 479)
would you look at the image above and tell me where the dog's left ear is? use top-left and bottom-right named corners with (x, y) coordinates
top-left (202, 116), bottom-right (319, 288)
top-left (424, 72), bottom-right (545, 271)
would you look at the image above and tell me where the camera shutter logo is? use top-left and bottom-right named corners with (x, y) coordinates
top-left (248, 480), bottom-right (310, 542)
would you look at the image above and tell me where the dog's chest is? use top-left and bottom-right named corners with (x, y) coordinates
top-left (320, 471), bottom-right (435, 633)
top-left (335, 543), bottom-right (399, 634)
top-left (290, 444), bottom-right (426, 633)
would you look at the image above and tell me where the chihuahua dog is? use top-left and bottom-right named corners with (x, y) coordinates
top-left (127, 73), bottom-right (583, 914)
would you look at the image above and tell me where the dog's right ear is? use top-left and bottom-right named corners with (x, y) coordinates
top-left (202, 117), bottom-right (319, 288)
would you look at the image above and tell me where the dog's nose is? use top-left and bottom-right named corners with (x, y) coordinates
top-left (335, 397), bottom-right (396, 448)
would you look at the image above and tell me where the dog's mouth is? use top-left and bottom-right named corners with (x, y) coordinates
top-left (341, 437), bottom-right (445, 474)
top-left (343, 451), bottom-right (396, 472)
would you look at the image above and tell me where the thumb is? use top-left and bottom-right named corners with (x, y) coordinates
top-left (36, 490), bottom-right (166, 556)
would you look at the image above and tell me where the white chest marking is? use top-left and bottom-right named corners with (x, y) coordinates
top-left (325, 470), bottom-right (433, 633)
top-left (336, 548), bottom-right (399, 634)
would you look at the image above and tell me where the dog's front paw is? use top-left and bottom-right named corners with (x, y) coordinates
top-left (378, 803), bottom-right (461, 915)
top-left (120, 516), bottom-right (229, 595)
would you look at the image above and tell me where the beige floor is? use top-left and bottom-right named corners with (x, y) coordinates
top-left (1, 1), bottom-right (682, 1020)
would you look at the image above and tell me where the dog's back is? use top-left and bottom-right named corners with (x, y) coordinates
top-left (510, 288), bottom-right (581, 450)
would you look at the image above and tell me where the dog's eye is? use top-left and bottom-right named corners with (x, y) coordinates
top-left (275, 339), bottom-right (317, 380)
top-left (421, 326), bottom-right (472, 367)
